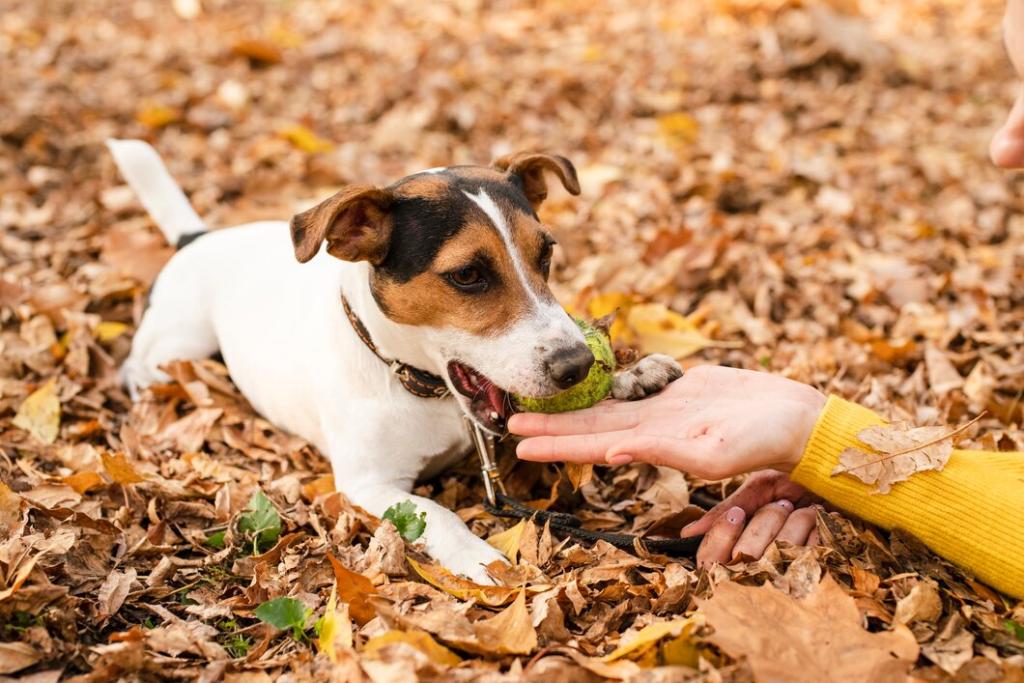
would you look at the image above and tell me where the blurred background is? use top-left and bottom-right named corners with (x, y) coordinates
top-left (2, 0), bottom-right (1021, 441)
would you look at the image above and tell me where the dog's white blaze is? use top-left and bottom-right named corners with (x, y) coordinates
top-left (463, 188), bottom-right (545, 309)
top-left (420, 167), bottom-right (447, 174)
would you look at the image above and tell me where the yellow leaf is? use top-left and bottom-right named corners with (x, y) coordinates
top-left (627, 303), bottom-right (738, 359)
top-left (660, 632), bottom-right (701, 668)
top-left (487, 520), bottom-right (526, 563)
top-left (657, 112), bottom-right (700, 145)
top-left (101, 452), bottom-right (145, 485)
top-left (136, 104), bottom-right (181, 129)
top-left (94, 321), bottom-right (129, 343)
top-left (587, 292), bottom-right (634, 343)
top-left (407, 558), bottom-right (519, 607)
top-left (301, 474), bottom-right (335, 502)
top-left (602, 617), bottom-right (701, 662)
top-left (318, 587), bottom-right (352, 662)
top-left (363, 630), bottom-right (461, 667)
top-left (279, 124), bottom-right (333, 153)
top-left (61, 471), bottom-right (105, 494)
top-left (12, 379), bottom-right (61, 444)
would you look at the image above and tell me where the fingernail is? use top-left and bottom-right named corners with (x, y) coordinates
top-left (775, 500), bottom-right (794, 511)
top-left (606, 453), bottom-right (634, 466)
top-left (725, 506), bottom-right (745, 524)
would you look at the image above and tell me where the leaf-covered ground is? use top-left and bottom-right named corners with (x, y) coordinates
top-left (2, 0), bottom-right (1024, 680)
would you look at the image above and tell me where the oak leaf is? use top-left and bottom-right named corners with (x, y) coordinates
top-left (327, 553), bottom-right (378, 626)
top-left (699, 575), bottom-right (918, 683)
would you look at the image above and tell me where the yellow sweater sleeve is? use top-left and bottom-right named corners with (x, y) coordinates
top-left (791, 395), bottom-right (1024, 599)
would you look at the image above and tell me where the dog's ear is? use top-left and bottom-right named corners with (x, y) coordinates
top-left (493, 152), bottom-right (580, 209)
top-left (290, 186), bottom-right (394, 264)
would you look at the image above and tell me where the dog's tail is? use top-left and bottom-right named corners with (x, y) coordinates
top-left (105, 138), bottom-right (207, 248)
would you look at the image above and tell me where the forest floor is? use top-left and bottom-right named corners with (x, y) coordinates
top-left (1, 0), bottom-right (1023, 680)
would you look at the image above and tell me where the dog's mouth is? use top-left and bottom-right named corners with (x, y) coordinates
top-left (447, 361), bottom-right (513, 433)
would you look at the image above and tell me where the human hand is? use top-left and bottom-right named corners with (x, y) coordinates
top-left (992, 0), bottom-right (1024, 167)
top-left (509, 365), bottom-right (826, 480)
top-left (680, 471), bottom-right (822, 567)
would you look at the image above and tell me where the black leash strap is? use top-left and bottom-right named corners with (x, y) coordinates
top-left (484, 493), bottom-right (704, 557)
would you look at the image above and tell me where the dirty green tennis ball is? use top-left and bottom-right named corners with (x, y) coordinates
top-left (514, 317), bottom-right (616, 413)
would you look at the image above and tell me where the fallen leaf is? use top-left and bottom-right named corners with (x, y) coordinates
top-left (487, 520), bottom-right (527, 563)
top-left (831, 417), bottom-right (980, 493)
top-left (408, 558), bottom-right (520, 607)
top-left (135, 104), bottom-right (182, 129)
top-left (627, 303), bottom-right (739, 359)
top-left (601, 617), bottom-right (700, 662)
top-left (893, 579), bottom-right (942, 626)
top-left (0, 481), bottom-right (22, 535)
top-left (93, 321), bottom-right (129, 343)
top-left (279, 124), bottom-right (333, 153)
top-left (657, 112), bottom-right (700, 145)
top-left (565, 463), bottom-right (593, 492)
top-left (318, 587), bottom-right (352, 663)
top-left (232, 39), bottom-right (283, 64)
top-left (924, 344), bottom-right (963, 394)
top-left (363, 630), bottom-right (461, 667)
top-left (328, 553), bottom-right (378, 625)
top-left (0, 642), bottom-right (42, 675)
top-left (12, 379), bottom-right (60, 444)
top-left (470, 590), bottom-right (538, 656)
top-left (61, 470), bottom-right (105, 494)
top-left (101, 452), bottom-right (146, 485)
top-left (96, 568), bottom-right (137, 620)
top-left (699, 575), bottom-right (918, 683)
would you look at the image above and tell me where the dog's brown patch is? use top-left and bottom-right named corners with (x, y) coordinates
top-left (372, 217), bottom-right (544, 336)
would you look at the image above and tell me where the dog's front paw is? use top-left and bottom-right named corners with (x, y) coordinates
top-left (434, 537), bottom-right (508, 586)
top-left (612, 353), bottom-right (683, 400)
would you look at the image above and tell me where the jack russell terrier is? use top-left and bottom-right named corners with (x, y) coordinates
top-left (106, 140), bottom-right (682, 583)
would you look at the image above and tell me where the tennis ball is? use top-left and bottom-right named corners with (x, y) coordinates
top-left (514, 317), bottom-right (616, 413)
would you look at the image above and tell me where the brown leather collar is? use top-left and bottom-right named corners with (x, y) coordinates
top-left (341, 293), bottom-right (450, 399)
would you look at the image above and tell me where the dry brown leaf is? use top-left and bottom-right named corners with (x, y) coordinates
top-left (699, 575), bottom-right (919, 683)
top-left (831, 417), bottom-right (980, 493)
top-left (12, 379), bottom-right (60, 444)
top-left (96, 568), bottom-right (137, 620)
top-left (0, 482), bottom-right (23, 536)
top-left (469, 590), bottom-right (538, 656)
top-left (0, 642), bottom-right (42, 675)
top-left (892, 579), bottom-right (942, 626)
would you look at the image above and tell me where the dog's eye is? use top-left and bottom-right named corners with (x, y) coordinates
top-left (539, 239), bottom-right (555, 277)
top-left (447, 266), bottom-right (487, 291)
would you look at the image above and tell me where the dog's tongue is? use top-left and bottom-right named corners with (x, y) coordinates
top-left (486, 383), bottom-right (507, 418)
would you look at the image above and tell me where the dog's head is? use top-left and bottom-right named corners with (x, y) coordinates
top-left (290, 152), bottom-right (593, 432)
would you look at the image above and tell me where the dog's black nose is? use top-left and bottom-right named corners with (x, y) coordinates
top-left (546, 346), bottom-right (595, 390)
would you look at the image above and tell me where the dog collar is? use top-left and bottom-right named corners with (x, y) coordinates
top-left (340, 293), bottom-right (450, 400)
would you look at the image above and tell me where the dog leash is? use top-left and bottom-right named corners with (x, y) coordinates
top-left (341, 293), bottom-right (450, 399)
top-left (464, 417), bottom-right (706, 557)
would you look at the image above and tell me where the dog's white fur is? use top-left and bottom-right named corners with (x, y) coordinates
top-left (108, 139), bottom-right (681, 583)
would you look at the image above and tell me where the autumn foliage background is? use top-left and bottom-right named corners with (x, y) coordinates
top-left (2, 0), bottom-right (1024, 680)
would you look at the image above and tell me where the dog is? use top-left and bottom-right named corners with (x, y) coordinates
top-left (106, 139), bottom-right (683, 583)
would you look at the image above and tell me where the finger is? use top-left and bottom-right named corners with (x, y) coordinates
top-left (731, 500), bottom-right (793, 561)
top-left (507, 402), bottom-right (638, 437)
top-left (515, 431), bottom-right (633, 463)
top-left (696, 506), bottom-right (746, 568)
top-left (681, 477), bottom-right (783, 537)
top-left (775, 506), bottom-right (818, 546)
top-left (807, 528), bottom-right (820, 546)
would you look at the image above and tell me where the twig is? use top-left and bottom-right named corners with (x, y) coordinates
top-left (833, 412), bottom-right (985, 474)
